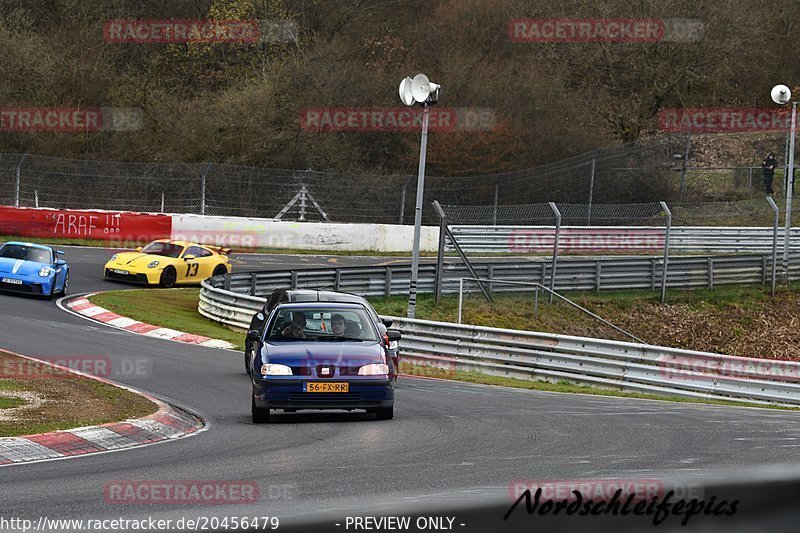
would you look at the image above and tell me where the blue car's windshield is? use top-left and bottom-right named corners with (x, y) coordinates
top-left (0, 244), bottom-right (51, 264)
top-left (266, 307), bottom-right (378, 342)
top-left (140, 242), bottom-right (184, 258)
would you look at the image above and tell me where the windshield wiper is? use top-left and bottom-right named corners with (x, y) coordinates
top-left (322, 336), bottom-right (366, 342)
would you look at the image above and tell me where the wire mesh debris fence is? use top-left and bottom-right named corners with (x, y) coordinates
top-left (0, 135), bottom-right (780, 224)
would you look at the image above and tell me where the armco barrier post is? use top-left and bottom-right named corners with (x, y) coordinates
top-left (767, 195), bottom-right (779, 295)
top-left (660, 201), bottom-right (672, 303)
top-left (14, 153), bottom-right (27, 207)
top-left (548, 202), bottom-right (561, 303)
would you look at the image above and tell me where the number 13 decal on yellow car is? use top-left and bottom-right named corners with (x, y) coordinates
top-left (185, 263), bottom-right (199, 276)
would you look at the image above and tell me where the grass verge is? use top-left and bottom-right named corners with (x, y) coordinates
top-left (0, 353), bottom-right (158, 437)
top-left (88, 288), bottom-right (245, 350)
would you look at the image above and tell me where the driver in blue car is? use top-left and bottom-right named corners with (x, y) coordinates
top-left (282, 311), bottom-right (307, 338)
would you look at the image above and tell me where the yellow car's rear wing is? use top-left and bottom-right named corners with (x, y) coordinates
top-left (204, 245), bottom-right (232, 255)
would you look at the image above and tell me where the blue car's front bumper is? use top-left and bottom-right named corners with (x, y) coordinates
top-left (253, 376), bottom-right (394, 411)
top-left (0, 275), bottom-right (53, 295)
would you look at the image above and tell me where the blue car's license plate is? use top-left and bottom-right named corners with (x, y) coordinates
top-left (304, 382), bottom-right (349, 393)
top-left (1, 277), bottom-right (22, 285)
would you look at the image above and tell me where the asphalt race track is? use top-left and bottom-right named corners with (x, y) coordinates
top-left (2, 246), bottom-right (800, 531)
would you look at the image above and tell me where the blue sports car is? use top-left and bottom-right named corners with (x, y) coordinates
top-left (249, 302), bottom-right (399, 423)
top-left (0, 242), bottom-right (69, 299)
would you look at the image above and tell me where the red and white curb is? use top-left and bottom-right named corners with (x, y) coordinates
top-left (0, 349), bottom-right (204, 466)
top-left (65, 295), bottom-right (234, 349)
top-left (0, 396), bottom-right (202, 465)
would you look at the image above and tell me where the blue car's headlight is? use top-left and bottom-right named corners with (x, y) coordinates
top-left (147, 260), bottom-right (159, 268)
top-left (38, 267), bottom-right (53, 277)
top-left (261, 364), bottom-right (292, 376)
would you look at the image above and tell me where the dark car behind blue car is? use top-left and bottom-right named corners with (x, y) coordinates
top-left (250, 302), bottom-right (396, 423)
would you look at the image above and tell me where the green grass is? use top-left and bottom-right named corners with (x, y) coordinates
top-left (366, 284), bottom-right (797, 334)
top-left (0, 396), bottom-right (26, 409)
top-left (89, 288), bottom-right (245, 350)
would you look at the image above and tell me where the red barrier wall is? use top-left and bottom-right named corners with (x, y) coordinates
top-left (0, 206), bottom-right (172, 242)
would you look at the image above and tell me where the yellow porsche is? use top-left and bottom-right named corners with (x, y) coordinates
top-left (104, 239), bottom-right (232, 288)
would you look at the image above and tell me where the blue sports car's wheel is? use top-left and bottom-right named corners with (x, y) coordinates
top-left (58, 272), bottom-right (69, 297)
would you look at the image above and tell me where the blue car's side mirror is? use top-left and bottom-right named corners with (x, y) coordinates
top-left (55, 259), bottom-right (66, 266)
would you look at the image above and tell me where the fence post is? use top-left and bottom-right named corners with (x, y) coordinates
top-left (199, 162), bottom-right (211, 215)
top-left (434, 203), bottom-right (448, 304)
top-left (334, 268), bottom-right (341, 291)
top-left (458, 278), bottom-right (464, 324)
top-left (14, 153), bottom-right (27, 207)
top-left (587, 151), bottom-right (597, 224)
top-left (250, 272), bottom-right (257, 295)
top-left (291, 271), bottom-right (298, 289)
top-left (548, 202), bottom-right (561, 303)
top-left (161, 192), bottom-right (165, 213)
top-left (399, 175), bottom-right (411, 224)
top-left (660, 201), bottom-right (672, 303)
top-left (767, 195), bottom-right (779, 296)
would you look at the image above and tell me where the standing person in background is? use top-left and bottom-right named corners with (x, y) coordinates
top-left (762, 152), bottom-right (777, 195)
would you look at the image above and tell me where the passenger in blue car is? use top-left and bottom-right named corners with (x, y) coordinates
top-left (281, 311), bottom-right (307, 338)
top-left (331, 313), bottom-right (361, 338)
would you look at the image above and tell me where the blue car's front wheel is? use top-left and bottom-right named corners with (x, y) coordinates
top-left (252, 394), bottom-right (271, 424)
top-left (58, 271), bottom-right (69, 297)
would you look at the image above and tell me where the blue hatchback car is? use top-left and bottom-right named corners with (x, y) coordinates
top-left (250, 302), bottom-right (398, 423)
top-left (0, 242), bottom-right (69, 299)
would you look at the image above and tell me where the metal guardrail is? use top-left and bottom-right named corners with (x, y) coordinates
top-left (391, 317), bottom-right (800, 406)
top-left (202, 254), bottom-right (800, 302)
top-left (448, 225), bottom-right (800, 254)
top-left (199, 280), bottom-right (800, 406)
